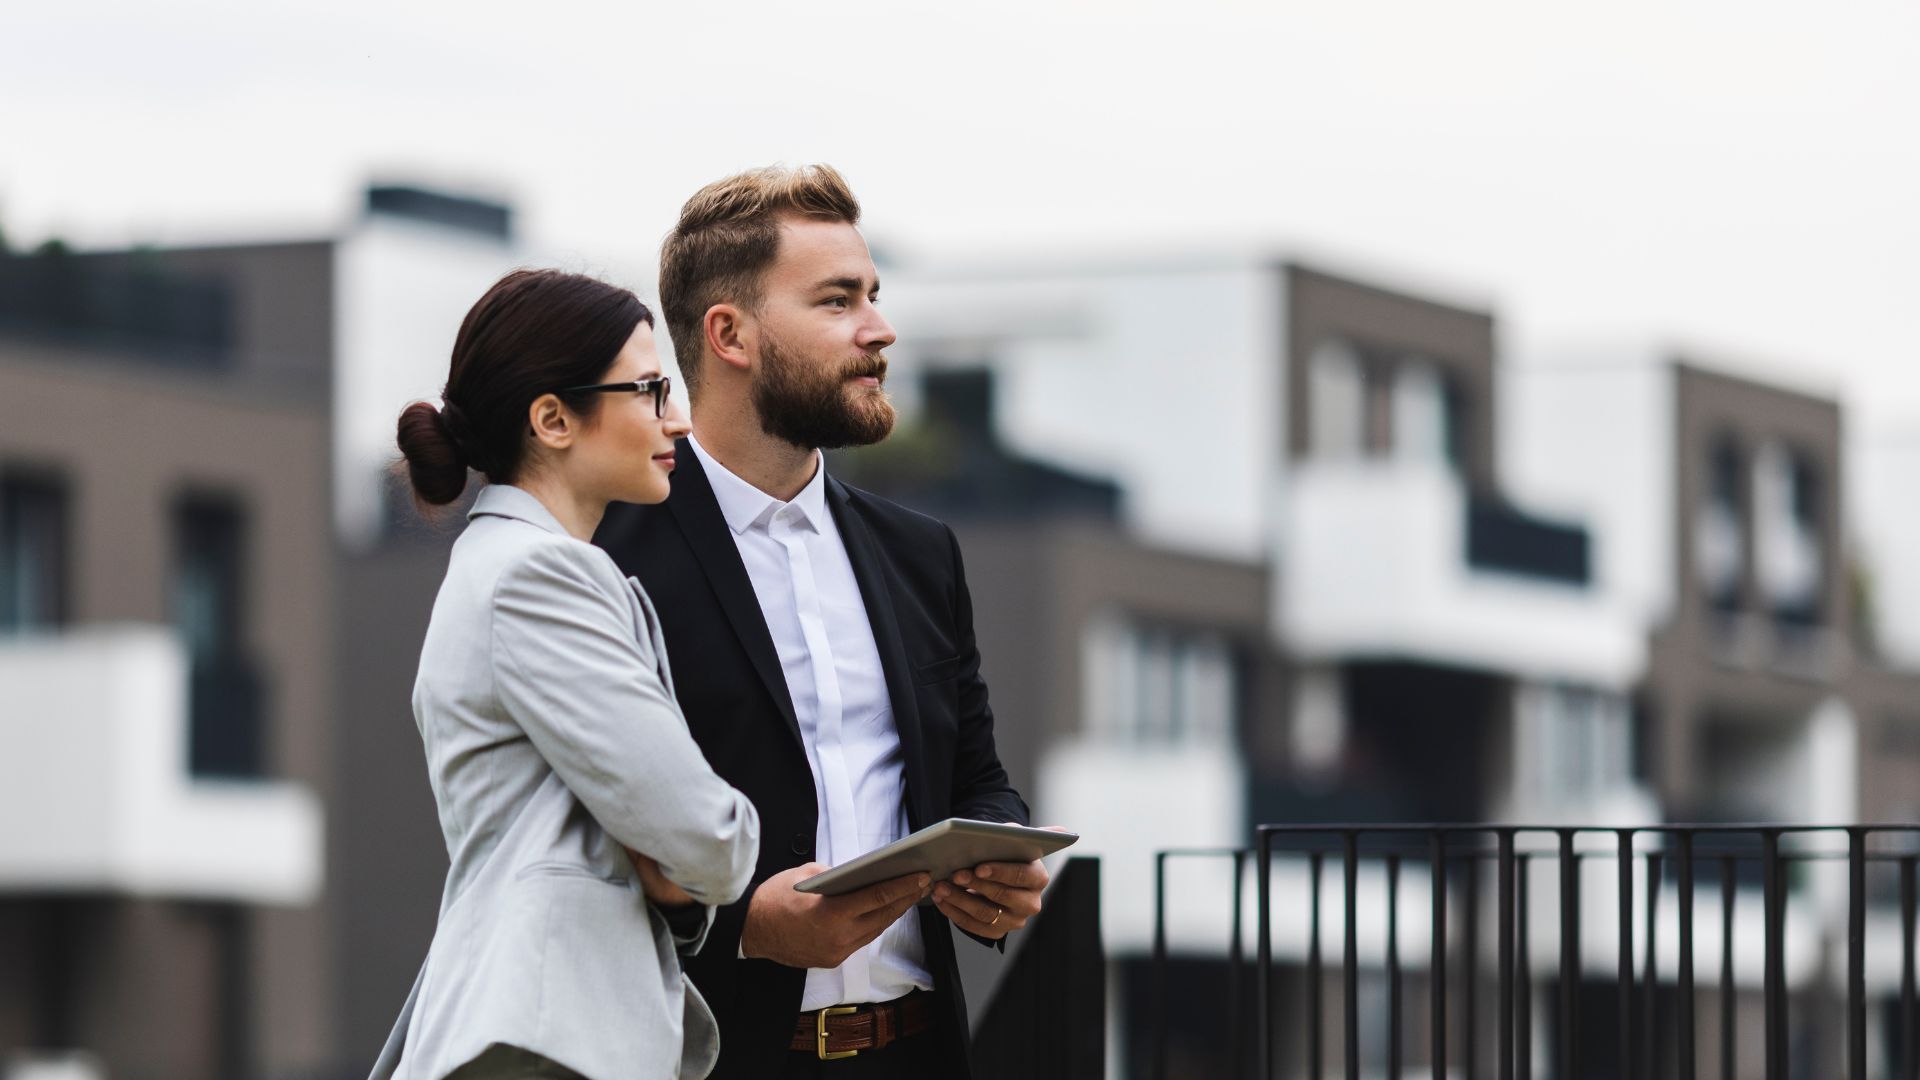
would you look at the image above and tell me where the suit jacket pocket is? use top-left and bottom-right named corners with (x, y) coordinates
top-left (914, 654), bottom-right (965, 685)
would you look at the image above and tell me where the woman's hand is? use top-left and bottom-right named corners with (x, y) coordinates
top-left (626, 847), bottom-right (696, 907)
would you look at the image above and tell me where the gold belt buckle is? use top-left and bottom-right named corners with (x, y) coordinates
top-left (816, 1005), bottom-right (860, 1060)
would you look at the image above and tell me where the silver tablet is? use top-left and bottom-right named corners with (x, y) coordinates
top-left (793, 818), bottom-right (1079, 897)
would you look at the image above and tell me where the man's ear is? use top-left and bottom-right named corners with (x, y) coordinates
top-left (704, 303), bottom-right (753, 375)
top-left (528, 393), bottom-right (575, 451)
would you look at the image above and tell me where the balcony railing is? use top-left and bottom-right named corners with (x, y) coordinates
top-left (0, 251), bottom-right (233, 366)
top-left (1465, 497), bottom-right (1591, 587)
top-left (188, 655), bottom-right (267, 778)
top-left (1151, 824), bottom-right (1920, 1080)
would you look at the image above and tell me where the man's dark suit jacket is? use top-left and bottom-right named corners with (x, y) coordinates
top-left (593, 440), bottom-right (1030, 1080)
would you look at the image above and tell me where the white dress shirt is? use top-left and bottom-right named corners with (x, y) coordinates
top-left (689, 435), bottom-right (932, 1008)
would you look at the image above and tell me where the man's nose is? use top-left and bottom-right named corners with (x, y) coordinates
top-left (858, 307), bottom-right (897, 352)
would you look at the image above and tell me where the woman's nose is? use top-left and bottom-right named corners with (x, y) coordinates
top-left (662, 395), bottom-right (692, 436)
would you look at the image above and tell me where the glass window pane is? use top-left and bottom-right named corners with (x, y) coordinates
top-left (0, 470), bottom-right (70, 632)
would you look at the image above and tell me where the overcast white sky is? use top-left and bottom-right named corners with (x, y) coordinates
top-left (5, 0), bottom-right (1918, 433)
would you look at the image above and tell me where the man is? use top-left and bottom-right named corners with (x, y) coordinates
top-left (594, 165), bottom-right (1045, 1079)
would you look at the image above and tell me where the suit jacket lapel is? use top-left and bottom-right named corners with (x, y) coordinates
top-left (664, 442), bottom-right (803, 748)
top-left (826, 476), bottom-right (935, 831)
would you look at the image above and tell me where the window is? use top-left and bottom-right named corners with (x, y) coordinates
top-left (1082, 611), bottom-right (1237, 746)
top-left (173, 494), bottom-right (245, 659)
top-left (0, 468), bottom-right (70, 632)
top-left (1518, 683), bottom-right (1634, 806)
top-left (1307, 340), bottom-right (1367, 461)
top-left (1390, 361), bottom-right (1458, 467)
top-left (1696, 434), bottom-right (1745, 614)
top-left (1752, 440), bottom-right (1825, 627)
top-left (172, 492), bottom-right (263, 777)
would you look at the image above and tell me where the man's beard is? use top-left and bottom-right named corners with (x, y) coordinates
top-left (751, 331), bottom-right (896, 451)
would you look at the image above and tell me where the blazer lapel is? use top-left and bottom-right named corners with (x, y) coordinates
top-left (664, 442), bottom-right (803, 748)
top-left (826, 476), bottom-right (936, 831)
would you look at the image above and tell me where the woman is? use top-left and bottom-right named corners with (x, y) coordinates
top-left (371, 269), bottom-right (759, 1080)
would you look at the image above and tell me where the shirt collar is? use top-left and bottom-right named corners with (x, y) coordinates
top-left (466, 483), bottom-right (572, 535)
top-left (688, 433), bottom-right (828, 536)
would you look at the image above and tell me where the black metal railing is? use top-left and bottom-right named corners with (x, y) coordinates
top-left (973, 855), bottom-right (1106, 1079)
top-left (1465, 498), bottom-right (1591, 586)
top-left (0, 250), bottom-right (234, 366)
top-left (1150, 824), bottom-right (1920, 1080)
top-left (188, 654), bottom-right (267, 778)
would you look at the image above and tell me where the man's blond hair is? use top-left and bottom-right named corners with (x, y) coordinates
top-left (659, 164), bottom-right (862, 398)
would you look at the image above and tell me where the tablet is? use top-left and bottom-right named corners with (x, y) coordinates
top-left (793, 819), bottom-right (1079, 896)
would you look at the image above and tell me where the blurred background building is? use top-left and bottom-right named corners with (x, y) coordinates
top-left (2, 185), bottom-right (1919, 1078)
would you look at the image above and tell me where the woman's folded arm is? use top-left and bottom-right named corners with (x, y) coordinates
top-left (492, 540), bottom-right (760, 906)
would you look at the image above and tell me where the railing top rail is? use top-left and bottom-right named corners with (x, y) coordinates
top-left (1254, 822), bottom-right (1920, 835)
top-left (1230, 823), bottom-right (1920, 860)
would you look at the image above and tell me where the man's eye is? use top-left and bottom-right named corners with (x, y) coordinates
top-left (825, 296), bottom-right (849, 308)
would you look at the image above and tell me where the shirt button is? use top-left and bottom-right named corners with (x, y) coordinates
top-left (790, 833), bottom-right (813, 856)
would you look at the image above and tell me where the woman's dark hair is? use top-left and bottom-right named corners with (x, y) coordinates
top-left (396, 269), bottom-right (652, 506)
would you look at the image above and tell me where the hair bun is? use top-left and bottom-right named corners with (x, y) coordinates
top-left (395, 400), bottom-right (471, 507)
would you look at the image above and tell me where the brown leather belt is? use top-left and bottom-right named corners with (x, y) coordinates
top-left (790, 990), bottom-right (932, 1060)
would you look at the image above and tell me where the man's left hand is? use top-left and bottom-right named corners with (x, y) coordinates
top-left (931, 857), bottom-right (1050, 940)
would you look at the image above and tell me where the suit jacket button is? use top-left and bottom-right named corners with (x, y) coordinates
top-left (791, 833), bottom-right (812, 856)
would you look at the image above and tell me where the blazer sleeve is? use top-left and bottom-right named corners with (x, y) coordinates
top-left (491, 540), bottom-right (761, 908)
top-left (945, 524), bottom-right (1030, 827)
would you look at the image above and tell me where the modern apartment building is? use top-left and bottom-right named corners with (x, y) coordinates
top-left (0, 187), bottom-right (519, 1079)
top-left (870, 255), bottom-right (1920, 1076)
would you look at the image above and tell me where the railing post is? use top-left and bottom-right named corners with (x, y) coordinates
top-left (1643, 852), bottom-right (1660, 1080)
top-left (1618, 830), bottom-right (1635, 1077)
top-left (1344, 832), bottom-right (1360, 1080)
top-left (1559, 830), bottom-right (1580, 1080)
top-left (1763, 829), bottom-right (1786, 1080)
top-left (1154, 851), bottom-right (1168, 1080)
top-left (1679, 832), bottom-right (1697, 1080)
top-left (1432, 830), bottom-right (1449, 1080)
top-left (1499, 830), bottom-right (1515, 1080)
top-left (1848, 827), bottom-right (1866, 1080)
top-left (1258, 829), bottom-right (1274, 1080)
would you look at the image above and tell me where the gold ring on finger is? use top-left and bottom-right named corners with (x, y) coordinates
top-left (990, 907), bottom-right (1003, 927)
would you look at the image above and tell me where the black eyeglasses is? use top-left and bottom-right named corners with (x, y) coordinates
top-left (558, 375), bottom-right (673, 418)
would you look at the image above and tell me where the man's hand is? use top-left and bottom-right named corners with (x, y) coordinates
top-left (740, 864), bottom-right (933, 969)
top-left (932, 826), bottom-right (1067, 939)
top-left (626, 848), bottom-right (696, 907)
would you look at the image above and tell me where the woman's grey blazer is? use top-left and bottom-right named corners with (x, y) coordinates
top-left (371, 484), bottom-right (761, 1080)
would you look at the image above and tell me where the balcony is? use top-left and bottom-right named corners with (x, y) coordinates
top-left (0, 625), bottom-right (321, 904)
top-left (1276, 462), bottom-right (1644, 687)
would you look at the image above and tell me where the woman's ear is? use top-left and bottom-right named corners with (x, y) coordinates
top-left (527, 393), bottom-right (575, 451)
top-left (705, 303), bottom-right (753, 375)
